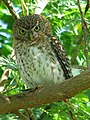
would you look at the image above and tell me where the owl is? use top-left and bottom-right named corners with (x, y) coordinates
top-left (13, 14), bottom-right (72, 89)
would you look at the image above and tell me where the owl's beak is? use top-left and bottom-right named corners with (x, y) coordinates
top-left (29, 33), bottom-right (32, 40)
top-left (29, 31), bottom-right (33, 40)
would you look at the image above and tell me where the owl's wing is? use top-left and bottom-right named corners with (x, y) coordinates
top-left (50, 36), bottom-right (73, 79)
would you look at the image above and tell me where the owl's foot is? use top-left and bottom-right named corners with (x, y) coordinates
top-left (21, 87), bottom-right (37, 93)
top-left (22, 85), bottom-right (44, 93)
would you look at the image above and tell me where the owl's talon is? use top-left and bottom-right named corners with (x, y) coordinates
top-left (22, 87), bottom-right (37, 92)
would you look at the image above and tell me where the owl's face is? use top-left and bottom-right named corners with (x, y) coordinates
top-left (13, 14), bottom-right (51, 42)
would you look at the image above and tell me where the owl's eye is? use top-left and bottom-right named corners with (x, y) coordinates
top-left (19, 28), bottom-right (26, 35)
top-left (34, 25), bottom-right (40, 32)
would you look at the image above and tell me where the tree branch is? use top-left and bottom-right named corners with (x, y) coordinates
top-left (77, 0), bottom-right (90, 69)
top-left (2, 0), bottom-right (19, 19)
top-left (0, 70), bottom-right (90, 114)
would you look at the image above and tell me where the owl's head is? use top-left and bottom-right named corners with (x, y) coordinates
top-left (13, 14), bottom-right (51, 42)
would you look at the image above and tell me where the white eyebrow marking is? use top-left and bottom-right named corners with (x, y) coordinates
top-left (19, 27), bottom-right (28, 32)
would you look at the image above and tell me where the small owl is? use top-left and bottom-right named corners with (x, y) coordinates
top-left (13, 14), bottom-right (72, 89)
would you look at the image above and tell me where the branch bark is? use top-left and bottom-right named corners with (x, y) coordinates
top-left (2, 0), bottom-right (19, 19)
top-left (0, 70), bottom-right (90, 114)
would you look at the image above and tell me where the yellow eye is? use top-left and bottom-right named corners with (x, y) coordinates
top-left (34, 25), bottom-right (40, 32)
top-left (19, 28), bottom-right (26, 34)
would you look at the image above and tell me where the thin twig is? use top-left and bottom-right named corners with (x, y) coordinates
top-left (84, 0), bottom-right (90, 14)
top-left (2, 0), bottom-right (19, 19)
top-left (21, 0), bottom-right (29, 16)
top-left (77, 0), bottom-right (90, 69)
top-left (14, 111), bottom-right (29, 120)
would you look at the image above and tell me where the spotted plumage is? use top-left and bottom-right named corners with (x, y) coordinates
top-left (13, 14), bottom-right (72, 89)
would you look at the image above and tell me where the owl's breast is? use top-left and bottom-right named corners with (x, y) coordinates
top-left (15, 43), bottom-right (65, 88)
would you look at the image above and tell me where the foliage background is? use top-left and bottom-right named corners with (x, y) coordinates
top-left (0, 0), bottom-right (90, 119)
